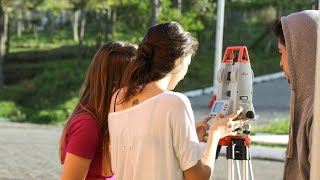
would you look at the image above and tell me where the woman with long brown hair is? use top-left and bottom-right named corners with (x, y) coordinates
top-left (109, 22), bottom-right (245, 180)
top-left (59, 41), bottom-right (136, 180)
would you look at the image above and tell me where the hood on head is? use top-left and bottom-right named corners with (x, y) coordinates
top-left (281, 10), bottom-right (319, 101)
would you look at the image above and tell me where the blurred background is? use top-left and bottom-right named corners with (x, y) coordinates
top-left (0, 0), bottom-right (315, 124)
top-left (1, 0), bottom-right (319, 179)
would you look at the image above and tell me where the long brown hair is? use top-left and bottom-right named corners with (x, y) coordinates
top-left (59, 41), bottom-right (136, 176)
top-left (121, 21), bottom-right (198, 103)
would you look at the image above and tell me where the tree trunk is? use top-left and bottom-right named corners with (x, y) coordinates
top-left (75, 10), bottom-right (86, 72)
top-left (5, 12), bottom-right (9, 55)
top-left (276, 5), bottom-right (282, 19)
top-left (75, 43), bottom-right (81, 72)
top-left (313, 0), bottom-right (319, 9)
top-left (47, 11), bottom-right (55, 35)
top-left (95, 12), bottom-right (103, 47)
top-left (33, 24), bottom-right (38, 41)
top-left (111, 9), bottom-right (116, 34)
top-left (73, 10), bottom-right (80, 43)
top-left (107, 8), bottom-right (112, 33)
top-left (150, 0), bottom-right (161, 26)
top-left (17, 9), bottom-right (22, 38)
top-left (26, 10), bottom-right (32, 32)
top-left (171, 0), bottom-right (182, 12)
top-left (0, 0), bottom-right (7, 86)
top-left (79, 10), bottom-right (86, 42)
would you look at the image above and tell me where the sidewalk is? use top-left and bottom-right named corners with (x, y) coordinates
top-left (252, 133), bottom-right (288, 146)
top-left (0, 121), bottom-right (285, 180)
top-left (251, 133), bottom-right (288, 161)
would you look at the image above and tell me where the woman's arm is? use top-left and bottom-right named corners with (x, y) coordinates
top-left (61, 152), bottom-right (91, 180)
top-left (183, 130), bottom-right (220, 180)
top-left (183, 108), bottom-right (244, 180)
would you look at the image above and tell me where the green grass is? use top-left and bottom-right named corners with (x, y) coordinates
top-left (253, 118), bottom-right (290, 135)
top-left (9, 29), bottom-right (98, 53)
top-left (10, 29), bottom-right (73, 52)
top-left (247, 118), bottom-right (290, 149)
top-left (251, 143), bottom-right (287, 149)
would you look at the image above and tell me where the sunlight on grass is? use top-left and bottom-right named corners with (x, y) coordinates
top-left (253, 118), bottom-right (290, 134)
top-left (251, 143), bottom-right (287, 149)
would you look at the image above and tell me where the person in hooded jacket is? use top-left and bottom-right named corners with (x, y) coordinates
top-left (272, 10), bottom-right (319, 180)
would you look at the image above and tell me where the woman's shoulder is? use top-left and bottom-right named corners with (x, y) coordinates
top-left (64, 112), bottom-right (102, 158)
top-left (160, 91), bottom-right (191, 106)
top-left (67, 113), bottom-right (100, 133)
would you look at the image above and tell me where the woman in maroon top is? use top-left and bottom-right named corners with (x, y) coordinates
top-left (59, 41), bottom-right (137, 180)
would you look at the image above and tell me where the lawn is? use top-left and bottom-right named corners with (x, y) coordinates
top-left (253, 118), bottom-right (290, 135)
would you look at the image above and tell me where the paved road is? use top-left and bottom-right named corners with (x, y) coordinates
top-left (0, 78), bottom-right (291, 180)
top-left (0, 123), bottom-right (62, 180)
top-left (0, 122), bottom-right (284, 180)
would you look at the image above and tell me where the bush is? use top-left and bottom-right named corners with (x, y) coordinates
top-left (0, 101), bottom-right (26, 121)
top-left (4, 63), bottom-right (44, 85)
top-left (0, 59), bottom-right (89, 124)
top-left (29, 109), bottom-right (69, 124)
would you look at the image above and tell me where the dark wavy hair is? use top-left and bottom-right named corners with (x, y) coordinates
top-left (120, 21), bottom-right (198, 102)
top-left (272, 19), bottom-right (286, 46)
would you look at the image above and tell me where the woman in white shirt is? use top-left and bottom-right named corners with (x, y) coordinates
top-left (109, 21), bottom-right (245, 180)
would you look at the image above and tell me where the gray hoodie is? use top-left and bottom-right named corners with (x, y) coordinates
top-left (281, 10), bottom-right (319, 180)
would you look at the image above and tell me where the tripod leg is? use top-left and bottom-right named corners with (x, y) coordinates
top-left (228, 159), bottom-right (234, 180)
top-left (235, 160), bottom-right (242, 180)
top-left (242, 160), bottom-right (248, 180)
top-left (216, 145), bottom-right (222, 159)
top-left (249, 159), bottom-right (254, 180)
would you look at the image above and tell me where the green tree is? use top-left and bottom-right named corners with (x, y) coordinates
top-left (6, 0), bottom-right (46, 43)
top-left (108, 0), bottom-right (150, 42)
top-left (38, 0), bottom-right (71, 35)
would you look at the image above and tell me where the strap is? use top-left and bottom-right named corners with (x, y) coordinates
top-left (114, 90), bottom-right (121, 112)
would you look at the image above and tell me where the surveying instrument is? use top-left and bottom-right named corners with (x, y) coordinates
top-left (210, 46), bottom-right (255, 180)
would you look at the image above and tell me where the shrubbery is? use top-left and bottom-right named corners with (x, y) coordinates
top-left (1, 60), bottom-right (88, 124)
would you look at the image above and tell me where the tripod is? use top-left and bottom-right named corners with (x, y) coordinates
top-left (216, 136), bottom-right (254, 180)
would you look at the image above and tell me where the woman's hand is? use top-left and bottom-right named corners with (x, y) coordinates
top-left (209, 107), bottom-right (245, 138)
top-left (195, 116), bottom-right (210, 143)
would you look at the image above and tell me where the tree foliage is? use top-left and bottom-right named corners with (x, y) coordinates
top-left (0, 0), bottom-right (315, 122)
